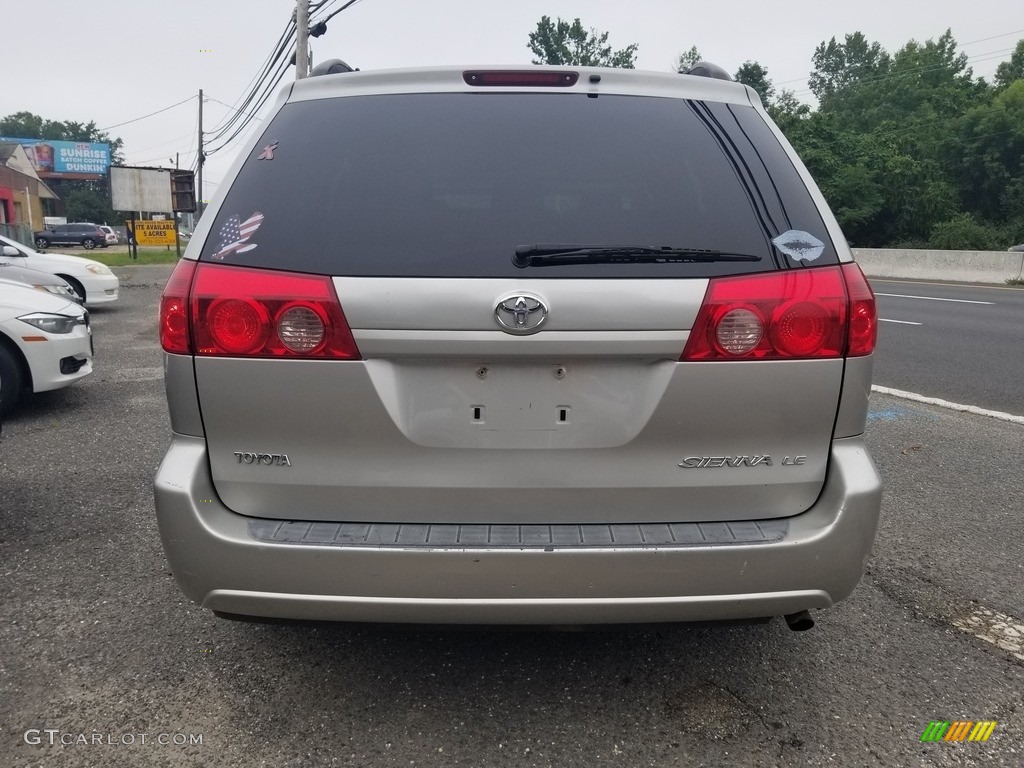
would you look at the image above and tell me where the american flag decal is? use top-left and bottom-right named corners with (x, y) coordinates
top-left (211, 212), bottom-right (265, 260)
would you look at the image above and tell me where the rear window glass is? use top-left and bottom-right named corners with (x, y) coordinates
top-left (202, 92), bottom-right (838, 278)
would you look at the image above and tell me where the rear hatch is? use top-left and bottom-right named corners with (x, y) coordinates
top-left (178, 71), bottom-right (863, 525)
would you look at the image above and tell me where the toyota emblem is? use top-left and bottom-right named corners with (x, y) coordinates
top-left (494, 294), bottom-right (548, 335)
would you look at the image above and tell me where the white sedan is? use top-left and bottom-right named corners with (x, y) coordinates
top-left (0, 279), bottom-right (93, 415)
top-left (0, 233), bottom-right (119, 306)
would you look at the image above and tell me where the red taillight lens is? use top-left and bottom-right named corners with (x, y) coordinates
top-left (771, 301), bottom-right (832, 357)
top-left (159, 262), bottom-right (361, 359)
top-left (682, 267), bottom-right (852, 361)
top-left (160, 258), bottom-right (198, 353)
top-left (206, 298), bottom-right (271, 355)
top-left (841, 262), bottom-right (877, 356)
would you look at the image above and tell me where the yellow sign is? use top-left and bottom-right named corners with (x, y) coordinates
top-left (130, 220), bottom-right (176, 245)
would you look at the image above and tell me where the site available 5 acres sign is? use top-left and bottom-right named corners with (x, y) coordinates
top-left (131, 220), bottom-right (176, 245)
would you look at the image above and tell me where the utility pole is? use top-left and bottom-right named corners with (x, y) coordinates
top-left (197, 89), bottom-right (205, 219)
top-left (172, 153), bottom-right (182, 258)
top-left (296, 0), bottom-right (310, 80)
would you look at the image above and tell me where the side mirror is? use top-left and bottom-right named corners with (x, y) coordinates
top-left (2, 245), bottom-right (21, 257)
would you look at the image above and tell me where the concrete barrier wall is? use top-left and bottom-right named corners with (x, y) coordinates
top-left (853, 249), bottom-right (1024, 284)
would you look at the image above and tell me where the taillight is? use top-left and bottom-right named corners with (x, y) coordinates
top-left (160, 258), bottom-right (197, 354)
top-left (159, 261), bottom-right (361, 359)
top-left (463, 70), bottom-right (579, 87)
top-left (841, 262), bottom-right (877, 356)
top-left (681, 265), bottom-right (876, 361)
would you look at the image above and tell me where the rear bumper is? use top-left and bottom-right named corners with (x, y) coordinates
top-left (153, 436), bottom-right (881, 624)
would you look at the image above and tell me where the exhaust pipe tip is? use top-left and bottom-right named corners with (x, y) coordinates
top-left (784, 610), bottom-right (814, 632)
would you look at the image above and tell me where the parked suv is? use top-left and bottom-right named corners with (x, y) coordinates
top-left (156, 64), bottom-right (881, 628)
top-left (33, 223), bottom-right (109, 250)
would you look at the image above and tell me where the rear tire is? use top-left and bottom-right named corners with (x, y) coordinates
top-left (82, 239), bottom-right (96, 250)
top-left (0, 343), bottom-right (25, 417)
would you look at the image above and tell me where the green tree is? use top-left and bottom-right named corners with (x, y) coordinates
top-left (674, 45), bottom-right (702, 72)
top-left (808, 32), bottom-right (890, 110)
top-left (994, 39), bottom-right (1024, 88)
top-left (928, 212), bottom-right (1007, 250)
top-left (734, 60), bottom-right (775, 104)
top-left (865, 30), bottom-right (979, 124)
top-left (64, 187), bottom-right (114, 224)
top-left (768, 89), bottom-right (811, 134)
top-left (0, 111), bottom-right (46, 138)
top-left (528, 16), bottom-right (638, 68)
top-left (954, 79), bottom-right (1024, 221)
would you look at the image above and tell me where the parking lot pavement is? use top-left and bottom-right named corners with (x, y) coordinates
top-left (1, 266), bottom-right (1022, 767)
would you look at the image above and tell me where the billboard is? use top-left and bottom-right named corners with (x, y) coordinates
top-left (0, 136), bottom-right (111, 179)
top-left (110, 166), bottom-right (172, 213)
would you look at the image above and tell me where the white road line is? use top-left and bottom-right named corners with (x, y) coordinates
top-left (875, 292), bottom-right (994, 305)
top-left (879, 318), bottom-right (921, 325)
top-left (872, 385), bottom-right (1024, 425)
top-left (870, 278), bottom-right (1022, 292)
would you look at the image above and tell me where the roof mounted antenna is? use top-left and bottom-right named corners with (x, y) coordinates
top-left (682, 61), bottom-right (733, 81)
top-left (310, 59), bottom-right (358, 77)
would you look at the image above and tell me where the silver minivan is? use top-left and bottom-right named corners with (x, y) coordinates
top-left (155, 64), bottom-right (881, 628)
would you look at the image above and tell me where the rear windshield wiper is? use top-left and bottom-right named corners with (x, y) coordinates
top-left (513, 244), bottom-right (762, 268)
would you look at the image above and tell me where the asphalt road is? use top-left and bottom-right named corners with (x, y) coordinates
top-left (1, 266), bottom-right (1022, 767)
top-left (870, 279), bottom-right (1024, 416)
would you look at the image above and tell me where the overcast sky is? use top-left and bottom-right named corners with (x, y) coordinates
top-left (5, 0), bottom-right (1023, 202)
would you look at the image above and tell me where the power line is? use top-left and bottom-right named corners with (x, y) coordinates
top-left (202, 0), bottom-right (368, 158)
top-left (205, 96), bottom-right (240, 111)
top-left (97, 96), bottom-right (196, 131)
top-left (124, 130), bottom-right (197, 158)
top-left (204, 19), bottom-right (295, 141)
top-left (313, 0), bottom-right (364, 25)
top-left (183, 107), bottom-right (200, 173)
top-left (204, 51), bottom-right (291, 155)
top-left (957, 27), bottom-right (1024, 48)
top-left (202, 43), bottom-right (292, 148)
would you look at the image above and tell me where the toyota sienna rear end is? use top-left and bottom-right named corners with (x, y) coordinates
top-left (154, 64), bottom-right (881, 627)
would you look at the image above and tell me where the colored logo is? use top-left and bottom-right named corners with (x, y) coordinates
top-left (920, 721), bottom-right (997, 742)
